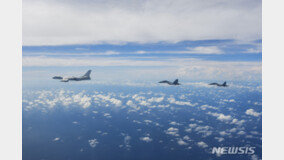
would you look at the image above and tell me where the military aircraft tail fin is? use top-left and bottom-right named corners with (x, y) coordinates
top-left (173, 79), bottom-right (179, 85)
top-left (223, 81), bottom-right (226, 86)
top-left (84, 70), bottom-right (92, 77)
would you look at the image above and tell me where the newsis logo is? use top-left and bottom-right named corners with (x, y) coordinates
top-left (211, 147), bottom-right (255, 155)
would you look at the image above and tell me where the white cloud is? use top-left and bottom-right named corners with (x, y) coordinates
top-left (251, 154), bottom-right (259, 160)
top-left (197, 141), bottom-right (208, 148)
top-left (53, 137), bottom-right (60, 141)
top-left (219, 131), bottom-right (230, 136)
top-left (243, 45), bottom-right (262, 53)
top-left (251, 131), bottom-right (259, 135)
top-left (165, 127), bottom-right (179, 136)
top-left (176, 61), bottom-right (262, 81)
top-left (217, 114), bottom-right (232, 121)
top-left (168, 97), bottom-right (197, 106)
top-left (157, 104), bottom-right (169, 108)
top-left (148, 97), bottom-right (164, 103)
top-left (103, 113), bottom-right (112, 118)
top-left (245, 48), bottom-right (261, 53)
top-left (94, 94), bottom-right (122, 107)
top-left (126, 100), bottom-right (137, 108)
top-left (207, 112), bottom-right (232, 122)
top-left (195, 125), bottom-right (212, 137)
top-left (88, 138), bottom-right (99, 148)
top-left (124, 136), bottom-right (131, 144)
top-left (29, 90), bottom-right (93, 109)
top-left (200, 104), bottom-right (217, 110)
top-left (23, 0), bottom-right (261, 45)
top-left (28, 51), bottom-right (121, 56)
top-left (189, 123), bottom-right (197, 128)
top-left (144, 120), bottom-right (152, 124)
top-left (132, 94), bottom-right (146, 101)
top-left (185, 128), bottom-right (192, 133)
top-left (133, 46), bottom-right (223, 54)
top-left (169, 121), bottom-right (181, 126)
top-left (94, 51), bottom-right (120, 55)
top-left (237, 131), bottom-right (246, 135)
top-left (139, 100), bottom-right (150, 106)
top-left (22, 57), bottom-right (261, 81)
top-left (126, 100), bottom-right (140, 111)
top-left (185, 46), bottom-right (223, 54)
top-left (231, 119), bottom-right (246, 126)
top-left (126, 100), bottom-right (136, 107)
top-left (22, 56), bottom-right (179, 67)
top-left (140, 137), bottom-right (152, 143)
top-left (123, 135), bottom-right (131, 149)
top-left (177, 139), bottom-right (188, 146)
top-left (245, 109), bottom-right (261, 117)
top-left (73, 94), bottom-right (92, 108)
top-left (214, 137), bottom-right (224, 142)
top-left (183, 135), bottom-right (190, 141)
top-left (223, 99), bottom-right (236, 103)
top-left (229, 128), bottom-right (237, 133)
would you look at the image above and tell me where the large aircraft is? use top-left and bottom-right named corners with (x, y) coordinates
top-left (158, 79), bottom-right (180, 85)
top-left (52, 70), bottom-right (92, 82)
top-left (209, 81), bottom-right (228, 87)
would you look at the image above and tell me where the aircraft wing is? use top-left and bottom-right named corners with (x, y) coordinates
top-left (159, 80), bottom-right (171, 84)
top-left (53, 76), bottom-right (63, 79)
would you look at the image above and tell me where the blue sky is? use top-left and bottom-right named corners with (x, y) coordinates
top-left (23, 40), bottom-right (261, 61)
top-left (22, 0), bottom-right (262, 82)
top-left (22, 39), bottom-right (262, 82)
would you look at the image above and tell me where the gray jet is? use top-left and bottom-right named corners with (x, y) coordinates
top-left (209, 81), bottom-right (228, 87)
top-left (53, 70), bottom-right (92, 82)
top-left (159, 79), bottom-right (180, 85)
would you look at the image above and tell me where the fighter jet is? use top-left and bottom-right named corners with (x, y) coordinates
top-left (159, 79), bottom-right (180, 85)
top-left (52, 70), bottom-right (92, 82)
top-left (209, 81), bottom-right (228, 87)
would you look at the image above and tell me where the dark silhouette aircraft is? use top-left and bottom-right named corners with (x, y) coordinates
top-left (53, 70), bottom-right (92, 82)
top-left (209, 81), bottom-right (228, 87)
top-left (159, 79), bottom-right (180, 85)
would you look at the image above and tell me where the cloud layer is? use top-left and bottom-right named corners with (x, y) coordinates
top-left (22, 56), bottom-right (262, 81)
top-left (23, 0), bottom-right (261, 45)
top-left (23, 85), bottom-right (262, 155)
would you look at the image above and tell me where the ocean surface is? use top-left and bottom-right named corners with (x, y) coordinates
top-left (23, 72), bottom-right (262, 160)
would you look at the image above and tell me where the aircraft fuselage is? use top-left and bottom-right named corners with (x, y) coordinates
top-left (53, 70), bottom-right (92, 82)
